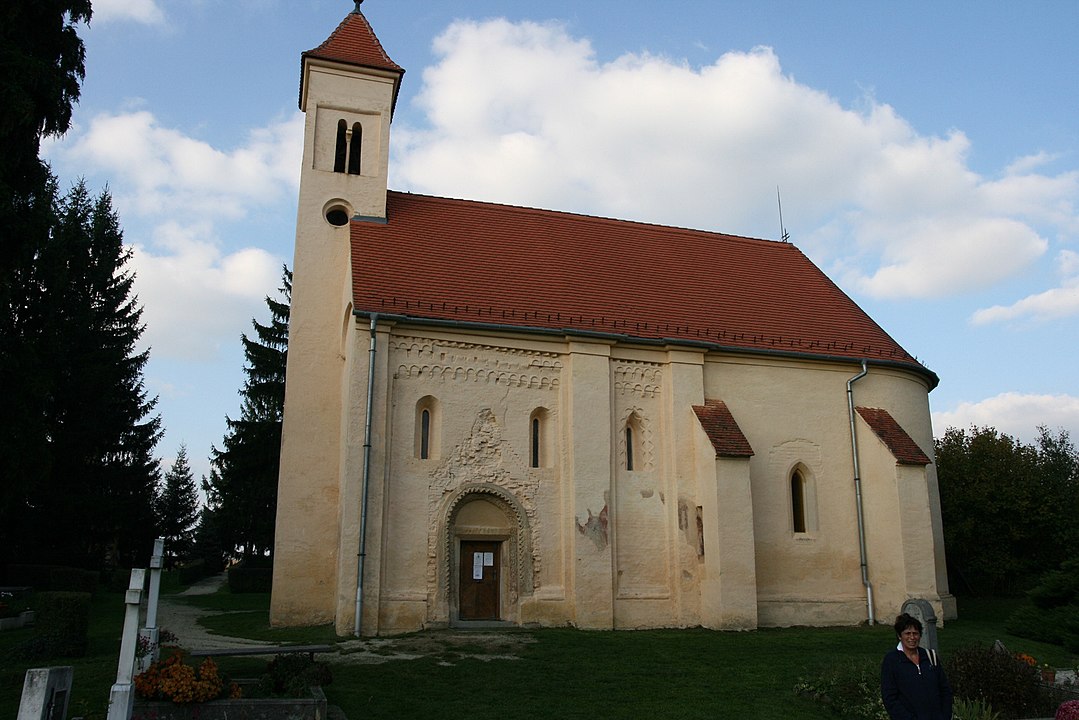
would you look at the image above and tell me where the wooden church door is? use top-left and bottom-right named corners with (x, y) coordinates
top-left (459, 540), bottom-right (500, 620)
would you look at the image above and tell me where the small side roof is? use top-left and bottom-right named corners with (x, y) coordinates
top-left (692, 400), bottom-right (754, 458)
top-left (856, 407), bottom-right (933, 466)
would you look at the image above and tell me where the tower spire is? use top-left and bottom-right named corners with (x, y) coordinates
top-left (353, 1), bottom-right (363, 13)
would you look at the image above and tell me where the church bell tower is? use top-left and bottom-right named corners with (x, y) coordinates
top-left (272, 1), bottom-right (404, 630)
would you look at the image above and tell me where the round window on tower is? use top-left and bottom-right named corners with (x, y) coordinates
top-left (321, 198), bottom-right (351, 226)
top-left (325, 206), bottom-right (350, 227)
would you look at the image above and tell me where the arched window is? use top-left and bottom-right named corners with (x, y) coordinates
top-left (333, 119), bottom-right (347, 173)
top-left (415, 397), bottom-right (440, 460)
top-left (625, 426), bottom-right (635, 471)
top-left (531, 417), bottom-right (540, 468)
top-left (420, 409), bottom-right (431, 460)
top-left (791, 470), bottom-right (807, 533)
top-left (347, 122), bottom-right (362, 175)
top-left (529, 408), bottom-right (550, 469)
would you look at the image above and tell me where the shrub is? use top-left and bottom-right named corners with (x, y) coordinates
top-left (178, 559), bottom-right (209, 585)
top-left (1007, 559), bottom-right (1079, 653)
top-left (227, 565), bottom-right (272, 593)
top-left (795, 660), bottom-right (887, 720)
top-left (6, 564), bottom-right (98, 592)
top-left (16, 591), bottom-right (91, 659)
top-left (954, 697), bottom-right (1001, 720)
top-left (49, 567), bottom-right (99, 593)
top-left (257, 653), bottom-right (333, 698)
top-left (946, 644), bottom-right (1057, 719)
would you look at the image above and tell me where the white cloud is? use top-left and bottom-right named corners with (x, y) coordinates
top-left (130, 222), bottom-right (281, 361)
top-left (933, 392), bottom-right (1079, 444)
top-left (92, 0), bottom-right (166, 25)
top-left (971, 249), bottom-right (1079, 324)
top-left (393, 19), bottom-right (1079, 303)
top-left (57, 110), bottom-right (303, 220)
top-left (44, 111), bottom-right (301, 362)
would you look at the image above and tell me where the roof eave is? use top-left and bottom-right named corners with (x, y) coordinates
top-left (351, 309), bottom-right (940, 389)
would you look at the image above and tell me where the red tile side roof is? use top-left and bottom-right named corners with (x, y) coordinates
top-left (303, 9), bottom-right (403, 74)
top-left (856, 407), bottom-right (933, 466)
top-left (350, 192), bottom-right (935, 383)
top-left (692, 400), bottom-right (754, 458)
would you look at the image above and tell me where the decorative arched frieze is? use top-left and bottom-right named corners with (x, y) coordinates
top-left (389, 336), bottom-right (562, 390)
top-left (614, 361), bottom-right (663, 399)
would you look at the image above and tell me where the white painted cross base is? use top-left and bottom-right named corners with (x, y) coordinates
top-left (106, 568), bottom-right (145, 720)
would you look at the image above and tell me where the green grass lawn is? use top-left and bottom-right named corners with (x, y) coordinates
top-left (2, 587), bottom-right (1076, 719)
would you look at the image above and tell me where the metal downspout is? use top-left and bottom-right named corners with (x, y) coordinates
top-left (847, 359), bottom-right (875, 625)
top-left (354, 314), bottom-right (378, 636)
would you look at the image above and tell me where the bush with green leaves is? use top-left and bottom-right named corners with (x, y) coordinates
top-left (16, 591), bottom-right (91, 659)
top-left (795, 660), bottom-right (887, 720)
top-left (946, 643), bottom-right (1058, 719)
top-left (256, 653), bottom-right (333, 698)
top-left (954, 697), bottom-right (1001, 720)
top-left (1007, 558), bottom-right (1079, 652)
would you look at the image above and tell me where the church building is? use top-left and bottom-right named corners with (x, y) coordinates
top-left (270, 4), bottom-right (955, 636)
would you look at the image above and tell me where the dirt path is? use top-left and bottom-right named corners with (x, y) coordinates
top-left (155, 574), bottom-right (273, 652)
top-left (154, 575), bottom-right (533, 663)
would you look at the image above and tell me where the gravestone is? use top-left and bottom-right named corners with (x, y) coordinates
top-left (17, 666), bottom-right (72, 720)
top-left (901, 598), bottom-right (939, 652)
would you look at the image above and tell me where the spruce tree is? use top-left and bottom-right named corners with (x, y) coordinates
top-left (0, 2), bottom-right (92, 569)
top-left (208, 268), bottom-right (290, 560)
top-left (157, 444), bottom-right (201, 568)
top-left (27, 182), bottom-right (163, 566)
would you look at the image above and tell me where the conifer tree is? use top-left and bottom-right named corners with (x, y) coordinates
top-left (0, 2), bottom-right (92, 570)
top-left (207, 268), bottom-right (291, 559)
top-left (157, 444), bottom-right (202, 568)
top-left (25, 182), bottom-right (163, 566)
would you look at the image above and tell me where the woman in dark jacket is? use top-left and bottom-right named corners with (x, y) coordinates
top-left (881, 613), bottom-right (953, 720)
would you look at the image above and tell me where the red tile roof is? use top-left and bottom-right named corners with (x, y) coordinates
top-left (300, 8), bottom-right (404, 110)
top-left (855, 407), bottom-right (932, 466)
top-left (350, 192), bottom-right (936, 384)
top-left (692, 400), bottom-right (754, 458)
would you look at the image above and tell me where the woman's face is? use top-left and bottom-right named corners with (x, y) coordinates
top-left (899, 625), bottom-right (921, 651)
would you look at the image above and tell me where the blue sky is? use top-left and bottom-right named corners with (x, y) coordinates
top-left (44, 0), bottom-right (1079, 483)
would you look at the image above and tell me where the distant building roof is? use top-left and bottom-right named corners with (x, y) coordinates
top-left (349, 192), bottom-right (937, 385)
top-left (856, 407), bottom-right (933, 465)
top-left (692, 400), bottom-right (754, 458)
top-left (300, 8), bottom-right (404, 110)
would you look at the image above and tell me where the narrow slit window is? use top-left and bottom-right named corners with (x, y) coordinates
top-left (626, 426), bottom-right (634, 471)
top-left (347, 122), bottom-right (362, 175)
top-left (333, 119), bottom-right (347, 173)
top-left (531, 417), bottom-right (540, 468)
top-left (791, 470), bottom-right (807, 533)
top-left (420, 409), bottom-right (431, 460)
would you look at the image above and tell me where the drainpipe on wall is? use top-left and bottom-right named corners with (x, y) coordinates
top-left (354, 314), bottom-right (379, 637)
top-left (847, 359), bottom-right (875, 625)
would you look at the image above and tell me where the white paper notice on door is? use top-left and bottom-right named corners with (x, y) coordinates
top-left (473, 552), bottom-right (484, 580)
top-left (483, 552), bottom-right (494, 567)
